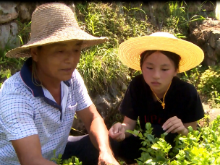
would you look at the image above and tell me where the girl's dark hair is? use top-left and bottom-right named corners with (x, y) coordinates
top-left (140, 50), bottom-right (181, 71)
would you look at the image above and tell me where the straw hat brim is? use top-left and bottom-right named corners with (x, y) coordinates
top-left (6, 27), bottom-right (108, 58)
top-left (118, 36), bottom-right (204, 73)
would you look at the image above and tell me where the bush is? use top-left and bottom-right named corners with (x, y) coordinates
top-left (197, 66), bottom-right (220, 105)
top-left (77, 45), bottom-right (129, 94)
top-left (127, 115), bottom-right (220, 165)
top-left (51, 150), bottom-right (82, 165)
top-left (74, 2), bottom-right (157, 93)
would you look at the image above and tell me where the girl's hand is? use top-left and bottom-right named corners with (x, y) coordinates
top-left (162, 116), bottom-right (188, 136)
top-left (109, 122), bottom-right (126, 142)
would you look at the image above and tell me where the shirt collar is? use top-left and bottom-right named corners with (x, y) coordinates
top-left (20, 57), bottom-right (70, 97)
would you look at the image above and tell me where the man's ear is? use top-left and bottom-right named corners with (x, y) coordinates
top-left (30, 47), bottom-right (39, 62)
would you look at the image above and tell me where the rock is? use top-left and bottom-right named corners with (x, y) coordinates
top-left (215, 39), bottom-right (220, 56)
top-left (201, 1), bottom-right (215, 12)
top-left (206, 58), bottom-right (216, 66)
top-left (209, 30), bottom-right (220, 48)
top-left (93, 94), bottom-right (112, 118)
top-left (16, 3), bottom-right (33, 22)
top-left (121, 82), bottom-right (127, 92)
top-left (203, 30), bottom-right (211, 41)
top-left (71, 82), bottom-right (125, 135)
top-left (0, 2), bottom-right (18, 24)
top-left (209, 108), bottom-right (220, 122)
top-left (206, 43), bottom-right (215, 58)
top-left (202, 103), bottom-right (211, 113)
top-left (0, 21), bottom-right (19, 49)
top-left (0, 24), bottom-right (10, 49)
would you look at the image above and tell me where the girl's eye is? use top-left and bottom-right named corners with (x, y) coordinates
top-left (58, 50), bottom-right (64, 53)
top-left (147, 67), bottom-right (153, 70)
top-left (162, 69), bottom-right (169, 71)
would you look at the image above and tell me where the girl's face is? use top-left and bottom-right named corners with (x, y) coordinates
top-left (141, 51), bottom-right (177, 95)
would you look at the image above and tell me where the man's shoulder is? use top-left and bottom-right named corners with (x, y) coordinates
top-left (1, 72), bottom-right (21, 89)
top-left (1, 72), bottom-right (30, 96)
top-left (69, 69), bottom-right (87, 93)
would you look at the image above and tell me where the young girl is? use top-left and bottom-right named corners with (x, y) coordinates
top-left (109, 32), bottom-right (205, 163)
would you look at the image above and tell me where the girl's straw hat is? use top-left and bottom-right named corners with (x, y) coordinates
top-left (6, 2), bottom-right (108, 58)
top-left (118, 32), bottom-right (204, 73)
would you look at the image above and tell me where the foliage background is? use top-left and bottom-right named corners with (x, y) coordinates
top-left (1, 1), bottom-right (220, 164)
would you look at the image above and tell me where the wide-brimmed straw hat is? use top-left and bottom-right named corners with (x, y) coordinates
top-left (118, 32), bottom-right (204, 73)
top-left (6, 2), bottom-right (108, 58)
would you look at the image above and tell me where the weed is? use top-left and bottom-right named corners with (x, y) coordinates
top-left (77, 45), bottom-right (129, 94)
top-left (16, 18), bottom-right (31, 45)
top-left (165, 1), bottom-right (205, 37)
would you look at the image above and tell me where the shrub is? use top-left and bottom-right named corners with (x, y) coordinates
top-left (197, 66), bottom-right (220, 105)
top-left (51, 150), bottom-right (82, 165)
top-left (77, 45), bottom-right (129, 94)
top-left (75, 2), bottom-right (156, 93)
top-left (127, 115), bottom-right (220, 165)
top-left (178, 65), bottom-right (206, 87)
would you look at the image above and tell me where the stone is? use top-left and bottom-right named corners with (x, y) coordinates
top-left (215, 39), bottom-right (220, 57)
top-left (17, 3), bottom-right (32, 22)
top-left (209, 108), bottom-right (220, 122)
top-left (71, 81), bottom-right (124, 134)
top-left (121, 82), bottom-right (127, 92)
top-left (0, 21), bottom-right (19, 50)
top-left (206, 58), bottom-right (216, 66)
top-left (201, 0), bottom-right (215, 12)
top-left (93, 94), bottom-right (112, 118)
top-left (0, 24), bottom-right (10, 49)
top-left (209, 30), bottom-right (220, 48)
top-left (202, 30), bottom-right (211, 41)
top-left (0, 2), bottom-right (18, 24)
top-left (206, 43), bottom-right (215, 58)
top-left (209, 32), bottom-right (216, 48)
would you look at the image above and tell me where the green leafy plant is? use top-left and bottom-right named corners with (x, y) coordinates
top-left (0, 69), bottom-right (12, 88)
top-left (166, 1), bottom-right (205, 38)
top-left (51, 150), bottom-right (82, 165)
top-left (77, 45), bottom-right (129, 94)
top-left (126, 115), bottom-right (220, 165)
top-left (197, 66), bottom-right (220, 107)
top-left (179, 65), bottom-right (206, 87)
top-left (17, 19), bottom-right (31, 45)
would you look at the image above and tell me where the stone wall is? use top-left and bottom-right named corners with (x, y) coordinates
top-left (189, 18), bottom-right (220, 66)
top-left (0, 2), bottom-right (74, 50)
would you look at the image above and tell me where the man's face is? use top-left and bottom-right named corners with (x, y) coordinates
top-left (31, 40), bottom-right (82, 82)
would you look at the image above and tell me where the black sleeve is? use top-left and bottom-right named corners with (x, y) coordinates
top-left (119, 81), bottom-right (138, 121)
top-left (181, 85), bottom-right (205, 123)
